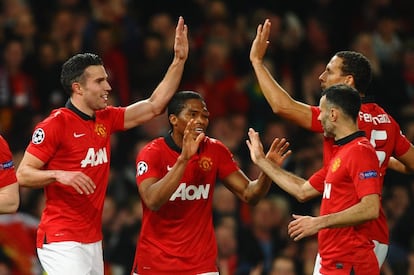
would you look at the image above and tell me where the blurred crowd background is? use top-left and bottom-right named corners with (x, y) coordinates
top-left (0, 0), bottom-right (414, 274)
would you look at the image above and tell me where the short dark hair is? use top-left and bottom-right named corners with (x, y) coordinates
top-left (335, 51), bottom-right (372, 95)
top-left (60, 53), bottom-right (103, 95)
top-left (322, 84), bottom-right (361, 121)
top-left (167, 91), bottom-right (205, 117)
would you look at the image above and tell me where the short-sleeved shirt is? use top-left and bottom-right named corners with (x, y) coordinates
top-left (133, 134), bottom-right (239, 275)
top-left (309, 132), bottom-right (381, 272)
top-left (0, 135), bottom-right (17, 188)
top-left (309, 98), bottom-right (411, 244)
top-left (26, 101), bottom-right (125, 247)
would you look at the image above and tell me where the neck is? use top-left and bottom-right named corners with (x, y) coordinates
top-left (334, 124), bottom-right (359, 140)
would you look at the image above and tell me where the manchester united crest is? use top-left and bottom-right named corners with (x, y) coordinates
top-left (95, 123), bottom-right (107, 137)
top-left (331, 157), bottom-right (341, 172)
top-left (199, 156), bottom-right (212, 172)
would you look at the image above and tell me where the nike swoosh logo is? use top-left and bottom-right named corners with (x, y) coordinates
top-left (73, 133), bottom-right (86, 138)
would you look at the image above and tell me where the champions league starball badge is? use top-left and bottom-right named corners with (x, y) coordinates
top-left (137, 161), bottom-right (148, 176)
top-left (32, 128), bottom-right (45, 144)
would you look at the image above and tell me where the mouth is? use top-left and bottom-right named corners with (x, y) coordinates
top-left (194, 127), bottom-right (204, 134)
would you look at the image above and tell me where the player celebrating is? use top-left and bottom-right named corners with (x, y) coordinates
top-left (132, 91), bottom-right (290, 275)
top-left (16, 16), bottom-right (189, 275)
top-left (247, 84), bottom-right (382, 274)
top-left (250, 19), bottom-right (414, 272)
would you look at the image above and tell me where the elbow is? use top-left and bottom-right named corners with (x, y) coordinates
top-left (363, 203), bottom-right (380, 222)
top-left (9, 198), bottom-right (19, 213)
top-left (296, 190), bottom-right (311, 203)
top-left (145, 201), bottom-right (161, 212)
top-left (143, 197), bottom-right (163, 211)
top-left (367, 206), bottom-right (380, 221)
top-left (16, 170), bottom-right (29, 188)
top-left (1, 196), bottom-right (19, 214)
top-left (152, 106), bottom-right (165, 117)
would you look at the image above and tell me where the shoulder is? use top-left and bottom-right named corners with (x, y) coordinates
top-left (203, 136), bottom-right (229, 150)
top-left (353, 137), bottom-right (376, 155)
top-left (139, 137), bottom-right (166, 153)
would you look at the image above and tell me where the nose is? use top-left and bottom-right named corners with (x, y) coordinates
top-left (105, 81), bottom-right (112, 91)
top-left (318, 72), bottom-right (325, 82)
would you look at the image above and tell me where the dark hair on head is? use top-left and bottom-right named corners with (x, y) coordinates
top-left (335, 51), bottom-right (372, 95)
top-left (167, 91), bottom-right (205, 117)
top-left (60, 53), bottom-right (103, 95)
top-left (322, 84), bottom-right (361, 121)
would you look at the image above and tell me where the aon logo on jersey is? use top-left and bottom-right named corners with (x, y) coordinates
top-left (81, 148), bottom-right (108, 167)
top-left (170, 183), bottom-right (211, 201)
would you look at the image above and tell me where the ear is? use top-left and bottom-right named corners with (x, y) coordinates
top-left (169, 114), bottom-right (178, 127)
top-left (330, 108), bottom-right (338, 121)
top-left (343, 75), bottom-right (354, 87)
top-left (72, 82), bottom-right (82, 95)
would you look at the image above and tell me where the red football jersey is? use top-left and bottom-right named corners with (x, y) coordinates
top-left (26, 104), bottom-right (125, 247)
top-left (133, 134), bottom-right (239, 275)
top-left (0, 135), bottom-right (17, 188)
top-left (313, 133), bottom-right (381, 272)
top-left (310, 100), bottom-right (411, 244)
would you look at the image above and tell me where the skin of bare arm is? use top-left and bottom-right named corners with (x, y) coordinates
top-left (221, 134), bottom-right (292, 205)
top-left (390, 146), bottom-right (414, 174)
top-left (246, 128), bottom-right (320, 202)
top-left (0, 182), bottom-right (19, 213)
top-left (17, 152), bottom-right (96, 194)
top-left (124, 16), bottom-right (189, 129)
top-left (249, 19), bottom-right (312, 129)
top-left (288, 194), bottom-right (380, 241)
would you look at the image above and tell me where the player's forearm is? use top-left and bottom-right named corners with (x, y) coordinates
top-left (317, 194), bottom-right (380, 229)
top-left (255, 157), bottom-right (310, 202)
top-left (148, 57), bottom-right (186, 115)
top-left (143, 156), bottom-right (189, 211)
top-left (17, 166), bottom-right (60, 188)
top-left (245, 172), bottom-right (272, 204)
top-left (251, 62), bottom-right (312, 129)
top-left (251, 62), bottom-right (296, 114)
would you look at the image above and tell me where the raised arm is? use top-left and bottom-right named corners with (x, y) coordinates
top-left (246, 128), bottom-right (319, 202)
top-left (124, 16), bottom-right (189, 129)
top-left (250, 19), bottom-right (312, 129)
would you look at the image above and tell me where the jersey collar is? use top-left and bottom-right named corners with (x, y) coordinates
top-left (164, 131), bottom-right (182, 153)
top-left (65, 99), bottom-right (95, 121)
top-left (334, 130), bottom-right (365, 146)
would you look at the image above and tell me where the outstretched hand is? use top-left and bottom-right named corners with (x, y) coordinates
top-left (266, 137), bottom-right (291, 166)
top-left (174, 16), bottom-right (189, 62)
top-left (250, 18), bottom-right (271, 64)
top-left (181, 119), bottom-right (205, 161)
top-left (246, 128), bottom-right (266, 164)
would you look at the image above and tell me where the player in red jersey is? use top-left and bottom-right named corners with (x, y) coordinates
top-left (0, 135), bottom-right (19, 213)
top-left (132, 91), bottom-right (290, 275)
top-left (16, 16), bottom-right (189, 275)
top-left (247, 84), bottom-right (382, 274)
top-left (250, 19), bottom-right (414, 273)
